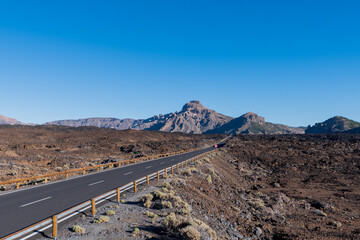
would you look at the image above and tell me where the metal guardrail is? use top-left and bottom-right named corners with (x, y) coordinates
top-left (0, 148), bottom-right (201, 190)
top-left (1, 149), bottom-right (219, 240)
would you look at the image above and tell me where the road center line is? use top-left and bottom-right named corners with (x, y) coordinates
top-left (124, 171), bottom-right (133, 175)
top-left (20, 196), bottom-right (52, 208)
top-left (88, 180), bottom-right (104, 186)
top-left (145, 166), bottom-right (152, 169)
top-left (160, 162), bottom-right (165, 164)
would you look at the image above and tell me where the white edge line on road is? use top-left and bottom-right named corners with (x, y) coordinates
top-left (123, 171), bottom-right (133, 175)
top-left (88, 180), bottom-right (104, 186)
top-left (0, 147), bottom-right (207, 197)
top-left (20, 196), bottom-right (52, 208)
top-left (16, 161), bottom-right (200, 239)
top-left (145, 166), bottom-right (152, 169)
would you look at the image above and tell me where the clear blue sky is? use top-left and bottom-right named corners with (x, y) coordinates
top-left (0, 1), bottom-right (359, 126)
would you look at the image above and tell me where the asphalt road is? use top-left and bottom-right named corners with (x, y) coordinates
top-left (0, 146), bottom-right (217, 238)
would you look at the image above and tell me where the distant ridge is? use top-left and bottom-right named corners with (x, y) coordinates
top-left (205, 112), bottom-right (305, 134)
top-left (44, 101), bottom-right (233, 134)
top-left (44, 101), bottom-right (305, 134)
top-left (0, 114), bottom-right (22, 125)
top-left (305, 116), bottom-right (360, 134)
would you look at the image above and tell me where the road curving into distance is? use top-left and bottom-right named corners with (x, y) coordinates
top-left (0, 139), bottom-right (229, 239)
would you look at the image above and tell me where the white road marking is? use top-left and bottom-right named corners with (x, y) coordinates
top-left (20, 196), bottom-right (52, 208)
top-left (145, 166), bottom-right (152, 169)
top-left (160, 162), bottom-right (165, 164)
top-left (88, 180), bottom-right (104, 186)
top-left (124, 171), bottom-right (133, 175)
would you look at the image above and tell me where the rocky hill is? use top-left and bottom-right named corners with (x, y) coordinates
top-left (305, 116), bottom-right (360, 134)
top-left (0, 114), bottom-right (22, 125)
top-left (44, 101), bottom-right (233, 134)
top-left (205, 112), bottom-right (305, 134)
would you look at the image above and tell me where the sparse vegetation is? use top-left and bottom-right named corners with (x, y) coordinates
top-left (72, 225), bottom-right (85, 234)
top-left (162, 212), bottom-right (216, 240)
top-left (95, 216), bottom-right (109, 223)
top-left (132, 227), bottom-right (140, 235)
top-left (205, 174), bottom-right (212, 184)
top-left (161, 200), bottom-right (173, 209)
top-left (105, 210), bottom-right (115, 216)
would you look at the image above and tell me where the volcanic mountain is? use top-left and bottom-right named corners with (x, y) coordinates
top-left (205, 112), bottom-right (305, 134)
top-left (0, 114), bottom-right (22, 125)
top-left (305, 116), bottom-right (360, 134)
top-left (44, 101), bottom-right (233, 134)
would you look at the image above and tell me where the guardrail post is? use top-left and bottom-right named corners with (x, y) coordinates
top-left (185, 160), bottom-right (188, 167)
top-left (117, 188), bottom-right (120, 203)
top-left (171, 166), bottom-right (174, 174)
top-left (66, 171), bottom-right (69, 179)
top-left (44, 177), bottom-right (48, 183)
top-left (52, 215), bottom-right (57, 239)
top-left (91, 199), bottom-right (96, 216)
top-left (182, 162), bottom-right (184, 168)
top-left (16, 182), bottom-right (20, 189)
top-left (157, 171), bottom-right (160, 180)
top-left (147, 175), bottom-right (150, 185)
top-left (127, 160), bottom-right (130, 165)
top-left (97, 167), bottom-right (100, 172)
top-left (83, 169), bottom-right (86, 175)
top-left (134, 180), bottom-right (137, 192)
top-left (165, 168), bottom-right (167, 175)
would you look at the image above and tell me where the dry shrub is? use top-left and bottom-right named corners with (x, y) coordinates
top-left (180, 226), bottom-right (201, 240)
top-left (106, 210), bottom-right (115, 216)
top-left (205, 174), bottom-right (212, 184)
top-left (162, 182), bottom-right (173, 190)
top-left (72, 225), bottom-right (85, 233)
top-left (97, 216), bottom-right (109, 223)
top-left (140, 193), bottom-right (154, 208)
top-left (161, 200), bottom-right (173, 209)
top-left (162, 213), bottom-right (217, 240)
top-left (170, 178), bottom-right (186, 187)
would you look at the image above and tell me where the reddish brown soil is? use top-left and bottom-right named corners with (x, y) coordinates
top-left (0, 125), bottom-right (222, 183)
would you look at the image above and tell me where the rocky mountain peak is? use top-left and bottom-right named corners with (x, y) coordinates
top-left (181, 101), bottom-right (204, 112)
top-left (241, 112), bottom-right (265, 123)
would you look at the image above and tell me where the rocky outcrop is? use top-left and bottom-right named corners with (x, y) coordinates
top-left (154, 101), bottom-right (233, 134)
top-left (305, 116), bottom-right (360, 134)
top-left (205, 112), bottom-right (305, 135)
top-left (0, 114), bottom-right (22, 125)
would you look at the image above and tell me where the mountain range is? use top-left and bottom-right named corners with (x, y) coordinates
top-left (2, 101), bottom-right (359, 135)
top-left (0, 114), bottom-right (22, 125)
top-left (43, 101), bottom-right (303, 134)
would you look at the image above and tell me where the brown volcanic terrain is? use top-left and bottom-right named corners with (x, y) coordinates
top-left (0, 125), bottom-right (223, 184)
top-left (176, 134), bottom-right (360, 239)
